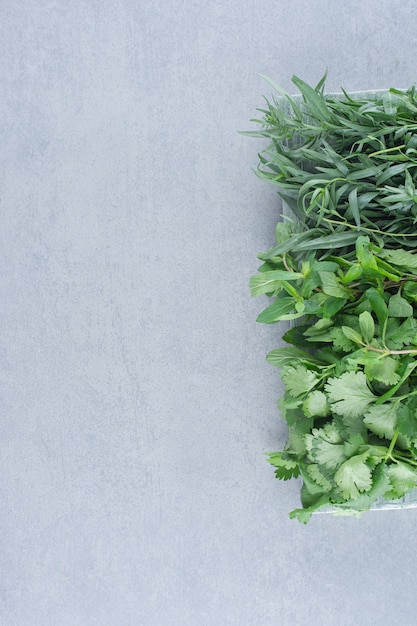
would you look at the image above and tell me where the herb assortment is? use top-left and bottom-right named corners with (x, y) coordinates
top-left (247, 74), bottom-right (417, 522)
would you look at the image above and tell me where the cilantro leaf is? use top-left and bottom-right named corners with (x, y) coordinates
top-left (281, 364), bottom-right (320, 397)
top-left (305, 424), bottom-right (345, 470)
top-left (325, 371), bottom-right (376, 418)
top-left (343, 433), bottom-right (366, 458)
top-left (331, 327), bottom-right (357, 352)
top-left (284, 409), bottom-right (311, 455)
top-left (380, 248), bottom-right (417, 270)
top-left (364, 356), bottom-right (400, 385)
top-left (334, 452), bottom-right (373, 500)
top-left (334, 463), bottom-right (390, 510)
top-left (302, 390), bottom-right (330, 418)
top-left (306, 463), bottom-right (333, 491)
top-left (385, 317), bottom-right (417, 349)
top-left (397, 400), bottom-right (417, 438)
top-left (267, 452), bottom-right (300, 481)
top-left (289, 496), bottom-right (331, 524)
top-left (385, 462), bottom-right (417, 499)
top-left (388, 293), bottom-right (413, 318)
top-left (363, 402), bottom-right (398, 439)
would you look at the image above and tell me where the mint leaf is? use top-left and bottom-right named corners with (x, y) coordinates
top-left (325, 371), bottom-right (376, 418)
top-left (359, 311), bottom-right (375, 343)
top-left (266, 347), bottom-right (322, 368)
top-left (363, 402), bottom-right (397, 439)
top-left (322, 296), bottom-right (347, 318)
top-left (334, 452), bottom-right (373, 500)
top-left (341, 326), bottom-right (363, 345)
top-left (366, 287), bottom-right (389, 327)
top-left (256, 296), bottom-right (297, 323)
top-left (318, 271), bottom-right (350, 298)
top-left (249, 270), bottom-right (303, 296)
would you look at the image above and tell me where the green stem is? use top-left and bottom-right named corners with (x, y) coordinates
top-left (364, 345), bottom-right (417, 355)
top-left (368, 144), bottom-right (406, 158)
top-left (386, 429), bottom-right (399, 460)
top-left (323, 217), bottom-right (417, 237)
top-left (392, 453), bottom-right (417, 467)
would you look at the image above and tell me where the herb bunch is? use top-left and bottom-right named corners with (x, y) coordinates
top-left (246, 73), bottom-right (417, 255)
top-left (248, 75), bottom-right (417, 522)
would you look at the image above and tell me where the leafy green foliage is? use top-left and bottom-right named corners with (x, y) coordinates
top-left (385, 462), bottom-right (417, 499)
top-left (267, 452), bottom-right (300, 480)
top-left (334, 453), bottom-right (373, 500)
top-left (244, 74), bottom-right (417, 253)
top-left (363, 403), bottom-right (398, 439)
top-left (281, 365), bottom-right (320, 397)
top-left (302, 390), bottom-right (330, 418)
top-left (325, 372), bottom-right (376, 418)
top-left (249, 74), bottom-right (417, 522)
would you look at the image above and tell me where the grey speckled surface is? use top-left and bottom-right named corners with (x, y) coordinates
top-left (2, 2), bottom-right (417, 625)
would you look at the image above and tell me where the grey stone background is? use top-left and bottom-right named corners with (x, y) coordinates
top-left (1, 1), bottom-right (417, 624)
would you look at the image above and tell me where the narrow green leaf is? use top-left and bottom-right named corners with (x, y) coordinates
top-left (249, 270), bottom-right (303, 297)
top-left (291, 74), bottom-right (332, 122)
top-left (366, 288), bottom-right (389, 327)
top-left (341, 326), bottom-right (364, 345)
top-left (266, 347), bottom-right (321, 368)
top-left (294, 231), bottom-right (360, 252)
top-left (256, 296), bottom-right (296, 323)
top-left (348, 187), bottom-right (361, 229)
top-left (318, 272), bottom-right (350, 298)
top-left (358, 311), bottom-right (375, 343)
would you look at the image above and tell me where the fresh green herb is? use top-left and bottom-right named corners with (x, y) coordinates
top-left (243, 73), bottom-right (417, 253)
top-left (248, 75), bottom-right (417, 522)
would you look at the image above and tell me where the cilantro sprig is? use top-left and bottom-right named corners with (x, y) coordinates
top-left (248, 75), bottom-right (417, 522)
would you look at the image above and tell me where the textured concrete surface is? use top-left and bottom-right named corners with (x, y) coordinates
top-left (1, 1), bottom-right (417, 625)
